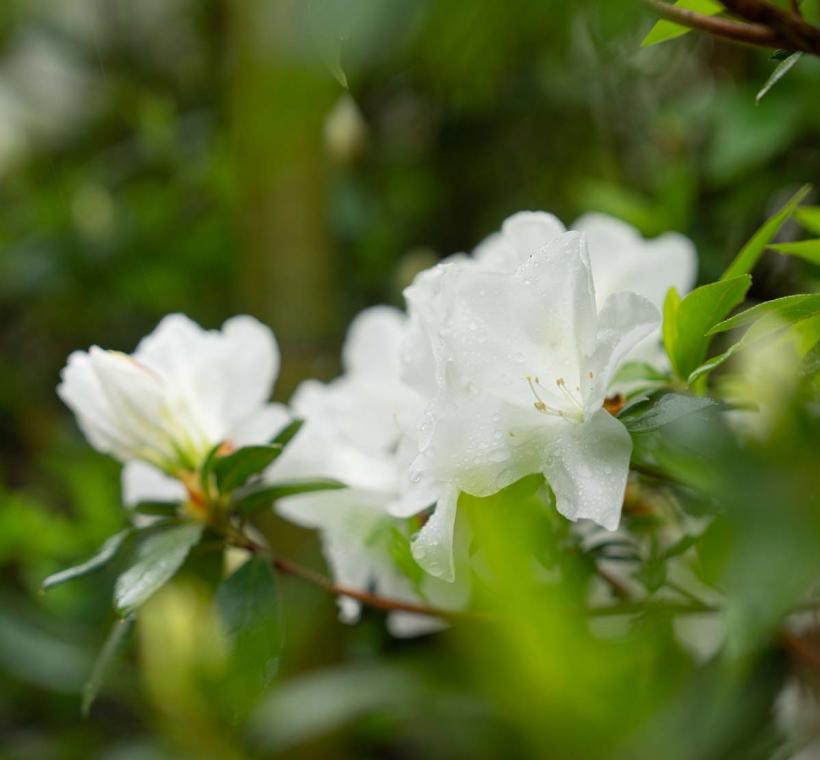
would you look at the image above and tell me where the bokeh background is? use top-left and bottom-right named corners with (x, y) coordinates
top-left (2, 1), bottom-right (819, 758)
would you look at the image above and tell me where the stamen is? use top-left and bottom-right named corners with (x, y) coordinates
top-left (527, 376), bottom-right (565, 418)
top-left (556, 377), bottom-right (585, 414)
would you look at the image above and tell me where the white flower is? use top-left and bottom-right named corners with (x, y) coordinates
top-left (400, 215), bottom-right (660, 577)
top-left (475, 211), bottom-right (697, 368)
top-left (58, 313), bottom-right (286, 504)
top-left (274, 307), bottom-right (469, 634)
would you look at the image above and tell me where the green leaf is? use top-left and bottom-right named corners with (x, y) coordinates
top-left (662, 286), bottom-right (681, 374)
top-left (769, 239), bottom-right (820, 266)
top-left (612, 361), bottom-right (671, 394)
top-left (756, 52), bottom-right (803, 104)
top-left (217, 556), bottom-right (281, 717)
top-left (666, 276), bottom-right (752, 380)
top-left (234, 478), bottom-right (346, 517)
top-left (387, 526), bottom-right (424, 589)
top-left (664, 534), bottom-right (700, 560)
top-left (795, 206), bottom-right (820, 236)
top-left (132, 501), bottom-right (180, 517)
top-left (792, 314), bottom-right (820, 356)
top-left (42, 529), bottom-right (133, 591)
top-left (620, 392), bottom-right (718, 433)
top-left (114, 523), bottom-right (203, 614)
top-left (199, 441), bottom-right (223, 492)
top-left (82, 616), bottom-right (134, 717)
top-left (708, 294), bottom-right (820, 335)
top-left (802, 340), bottom-right (820, 377)
top-left (721, 185), bottom-right (812, 280)
top-left (642, 0), bottom-right (723, 48)
top-left (689, 311), bottom-right (820, 384)
top-left (213, 444), bottom-right (284, 493)
top-left (270, 418), bottom-right (304, 448)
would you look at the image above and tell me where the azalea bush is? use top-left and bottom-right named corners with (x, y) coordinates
top-left (45, 194), bottom-right (820, 754)
top-left (4, 1), bottom-right (820, 759)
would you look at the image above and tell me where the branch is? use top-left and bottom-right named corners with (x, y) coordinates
top-left (718, 0), bottom-right (820, 53)
top-left (235, 535), bottom-right (484, 621)
top-left (644, 0), bottom-right (786, 49)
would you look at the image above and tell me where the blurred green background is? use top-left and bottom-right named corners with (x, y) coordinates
top-left (2, 1), bottom-right (820, 758)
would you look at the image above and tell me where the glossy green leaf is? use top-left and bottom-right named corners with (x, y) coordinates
top-left (217, 555), bottom-right (281, 717)
top-left (612, 361), bottom-right (671, 395)
top-left (642, 0), bottom-right (722, 48)
top-left (199, 441), bottom-right (223, 492)
top-left (689, 311), bottom-right (820, 384)
top-left (42, 529), bottom-right (133, 591)
top-left (270, 418), bottom-right (304, 448)
top-left (665, 276), bottom-right (752, 380)
top-left (756, 52), bottom-right (803, 104)
top-left (794, 206), bottom-right (820, 236)
top-left (662, 286), bottom-right (681, 374)
top-left (708, 294), bottom-right (820, 335)
top-left (114, 523), bottom-right (203, 615)
top-left (769, 239), bottom-right (820, 266)
top-left (234, 478), bottom-right (346, 517)
top-left (82, 616), bottom-right (134, 716)
top-left (213, 444), bottom-right (284, 493)
top-left (620, 392), bottom-right (719, 433)
top-left (721, 185), bottom-right (812, 280)
top-left (131, 501), bottom-right (180, 517)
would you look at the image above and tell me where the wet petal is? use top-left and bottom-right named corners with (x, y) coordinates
top-left (540, 408), bottom-right (632, 531)
top-left (411, 486), bottom-right (460, 581)
top-left (586, 291), bottom-right (660, 411)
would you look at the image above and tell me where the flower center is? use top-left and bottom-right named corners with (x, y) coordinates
top-left (526, 375), bottom-right (585, 422)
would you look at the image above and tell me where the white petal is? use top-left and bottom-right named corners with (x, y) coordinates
top-left (134, 313), bottom-right (279, 443)
top-left (230, 402), bottom-right (291, 448)
top-left (386, 612), bottom-right (447, 637)
top-left (58, 351), bottom-right (135, 458)
top-left (219, 315), bottom-right (280, 422)
top-left (540, 408), bottom-right (632, 531)
top-left (341, 306), bottom-right (406, 379)
top-left (121, 461), bottom-right (185, 506)
top-left (277, 489), bottom-right (406, 624)
top-left (574, 213), bottom-right (697, 310)
top-left (87, 347), bottom-right (178, 464)
top-left (469, 209), bottom-right (568, 292)
top-left (472, 231), bottom-right (518, 271)
top-left (408, 232), bottom-right (597, 413)
top-left (411, 486), bottom-right (460, 581)
top-left (586, 291), bottom-right (660, 411)
top-left (283, 382), bottom-right (399, 491)
top-left (402, 259), bottom-right (469, 399)
top-left (407, 394), bottom-right (542, 501)
top-left (501, 211), bottom-right (566, 259)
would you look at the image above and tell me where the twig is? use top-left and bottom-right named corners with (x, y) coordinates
top-left (234, 534), bottom-right (484, 620)
top-left (666, 579), bottom-right (711, 608)
top-left (645, 0), bottom-right (785, 49)
top-left (596, 565), bottom-right (631, 599)
top-left (718, 0), bottom-right (820, 53)
top-left (587, 599), bottom-right (716, 617)
top-left (629, 461), bottom-right (687, 486)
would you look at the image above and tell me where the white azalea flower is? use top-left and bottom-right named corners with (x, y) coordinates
top-left (475, 211), bottom-right (697, 368)
top-left (400, 216), bottom-right (660, 577)
top-left (58, 313), bottom-right (286, 504)
top-left (274, 307), bottom-right (469, 634)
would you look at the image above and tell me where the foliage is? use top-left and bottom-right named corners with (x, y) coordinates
top-left (2, 2), bottom-right (820, 759)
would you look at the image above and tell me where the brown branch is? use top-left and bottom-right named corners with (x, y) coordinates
top-left (235, 535), bottom-right (484, 621)
top-left (596, 565), bottom-right (631, 599)
top-left (645, 0), bottom-right (786, 48)
top-left (718, 0), bottom-right (820, 53)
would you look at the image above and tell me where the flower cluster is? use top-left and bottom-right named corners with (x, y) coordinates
top-left (58, 211), bottom-right (696, 631)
